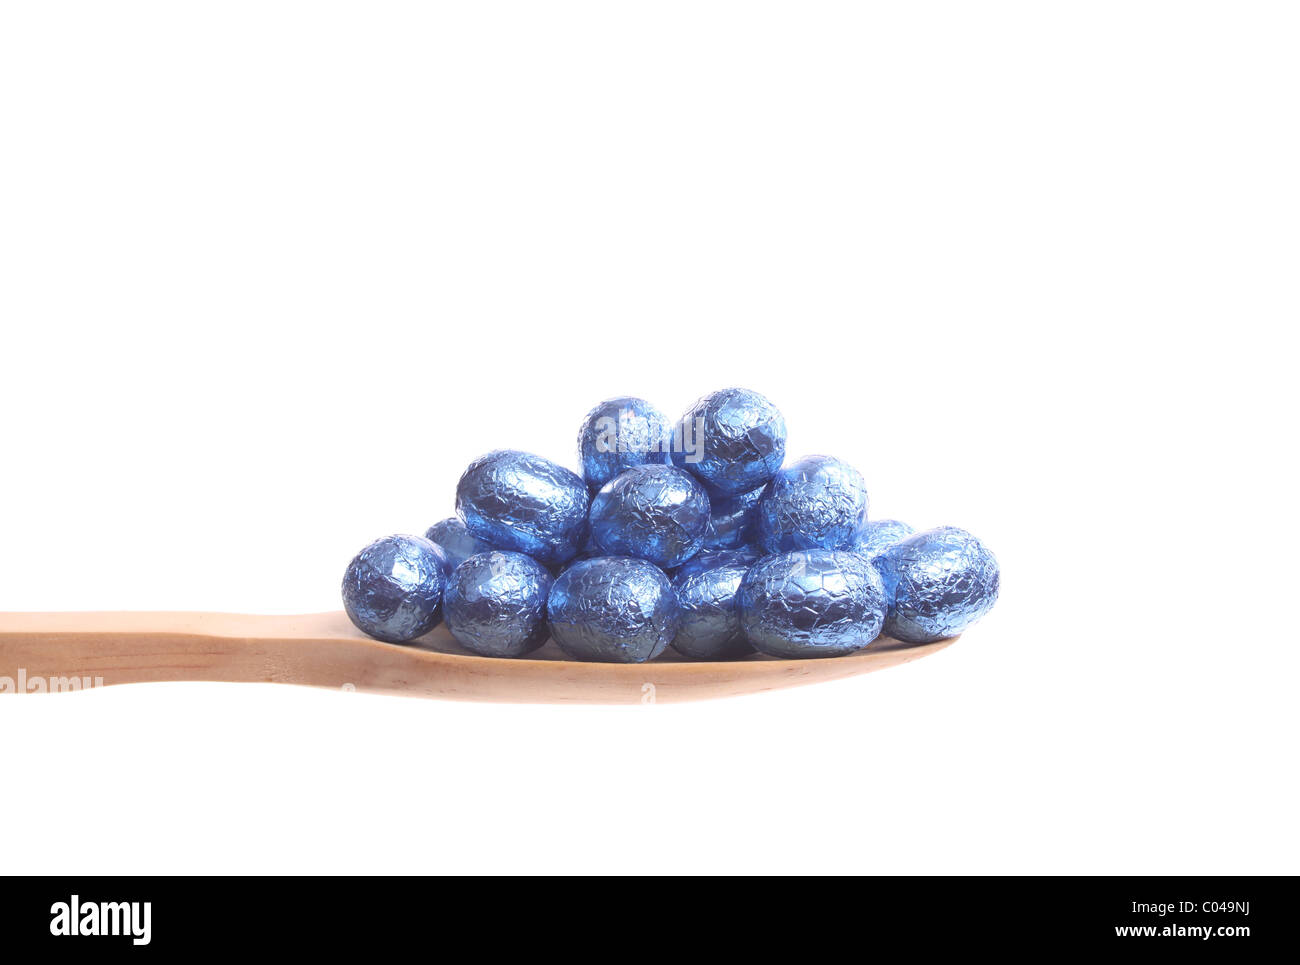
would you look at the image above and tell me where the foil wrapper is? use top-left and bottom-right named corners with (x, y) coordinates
top-left (852, 519), bottom-right (915, 560)
top-left (456, 449), bottom-right (590, 566)
top-left (551, 521), bottom-right (604, 580)
top-left (443, 551), bottom-right (551, 658)
top-left (588, 465), bottom-right (711, 569)
top-left (876, 526), bottom-right (1000, 644)
top-left (671, 546), bottom-right (761, 582)
top-left (671, 562), bottom-right (753, 660)
top-left (756, 455), bottom-right (868, 553)
top-left (673, 387), bottom-right (786, 496)
top-left (701, 484), bottom-right (766, 551)
top-left (577, 396), bottom-right (673, 490)
top-left (425, 517), bottom-right (495, 571)
top-left (341, 535), bottom-right (448, 644)
top-left (573, 518), bottom-right (601, 559)
top-left (547, 557), bottom-right (679, 663)
top-left (739, 549), bottom-right (887, 658)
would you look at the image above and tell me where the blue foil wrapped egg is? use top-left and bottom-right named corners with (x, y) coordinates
top-left (852, 519), bottom-right (916, 560)
top-left (756, 455), bottom-right (868, 553)
top-left (547, 557), bottom-right (679, 663)
top-left (671, 561), bottom-right (753, 660)
top-left (876, 526), bottom-right (1000, 643)
top-left (673, 387), bottom-right (786, 496)
top-left (577, 396), bottom-right (673, 490)
top-left (701, 484), bottom-right (766, 551)
top-left (443, 551), bottom-right (552, 658)
top-left (341, 534), bottom-right (449, 644)
top-left (588, 465), bottom-right (711, 569)
top-left (739, 549), bottom-right (888, 658)
top-left (425, 517), bottom-right (495, 572)
top-left (456, 449), bottom-right (590, 566)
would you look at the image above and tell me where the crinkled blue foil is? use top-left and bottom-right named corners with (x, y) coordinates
top-left (577, 396), bottom-right (673, 490)
top-left (547, 557), bottom-right (679, 663)
top-left (456, 449), bottom-right (590, 566)
top-left (588, 465), bottom-right (711, 569)
top-left (341, 534), bottom-right (448, 644)
top-left (671, 546), bottom-right (762, 582)
top-left (739, 549), bottom-right (887, 658)
top-left (551, 521), bottom-right (604, 580)
top-left (672, 387), bottom-right (786, 496)
top-left (572, 517), bottom-right (601, 559)
top-left (443, 551), bottom-right (551, 658)
top-left (425, 517), bottom-right (495, 571)
top-left (671, 562), bottom-right (753, 660)
top-left (756, 455), bottom-right (868, 553)
top-left (876, 526), bottom-right (999, 644)
top-left (701, 484), bottom-right (766, 550)
top-left (852, 519), bottom-right (915, 560)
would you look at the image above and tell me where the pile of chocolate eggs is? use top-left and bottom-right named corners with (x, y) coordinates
top-left (342, 388), bottom-right (1000, 663)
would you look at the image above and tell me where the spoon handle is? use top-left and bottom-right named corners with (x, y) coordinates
top-left (0, 611), bottom-right (370, 693)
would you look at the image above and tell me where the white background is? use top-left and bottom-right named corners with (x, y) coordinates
top-left (1, 2), bottom-right (1296, 874)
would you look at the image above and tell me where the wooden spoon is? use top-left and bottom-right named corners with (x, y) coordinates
top-left (0, 611), bottom-right (956, 704)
